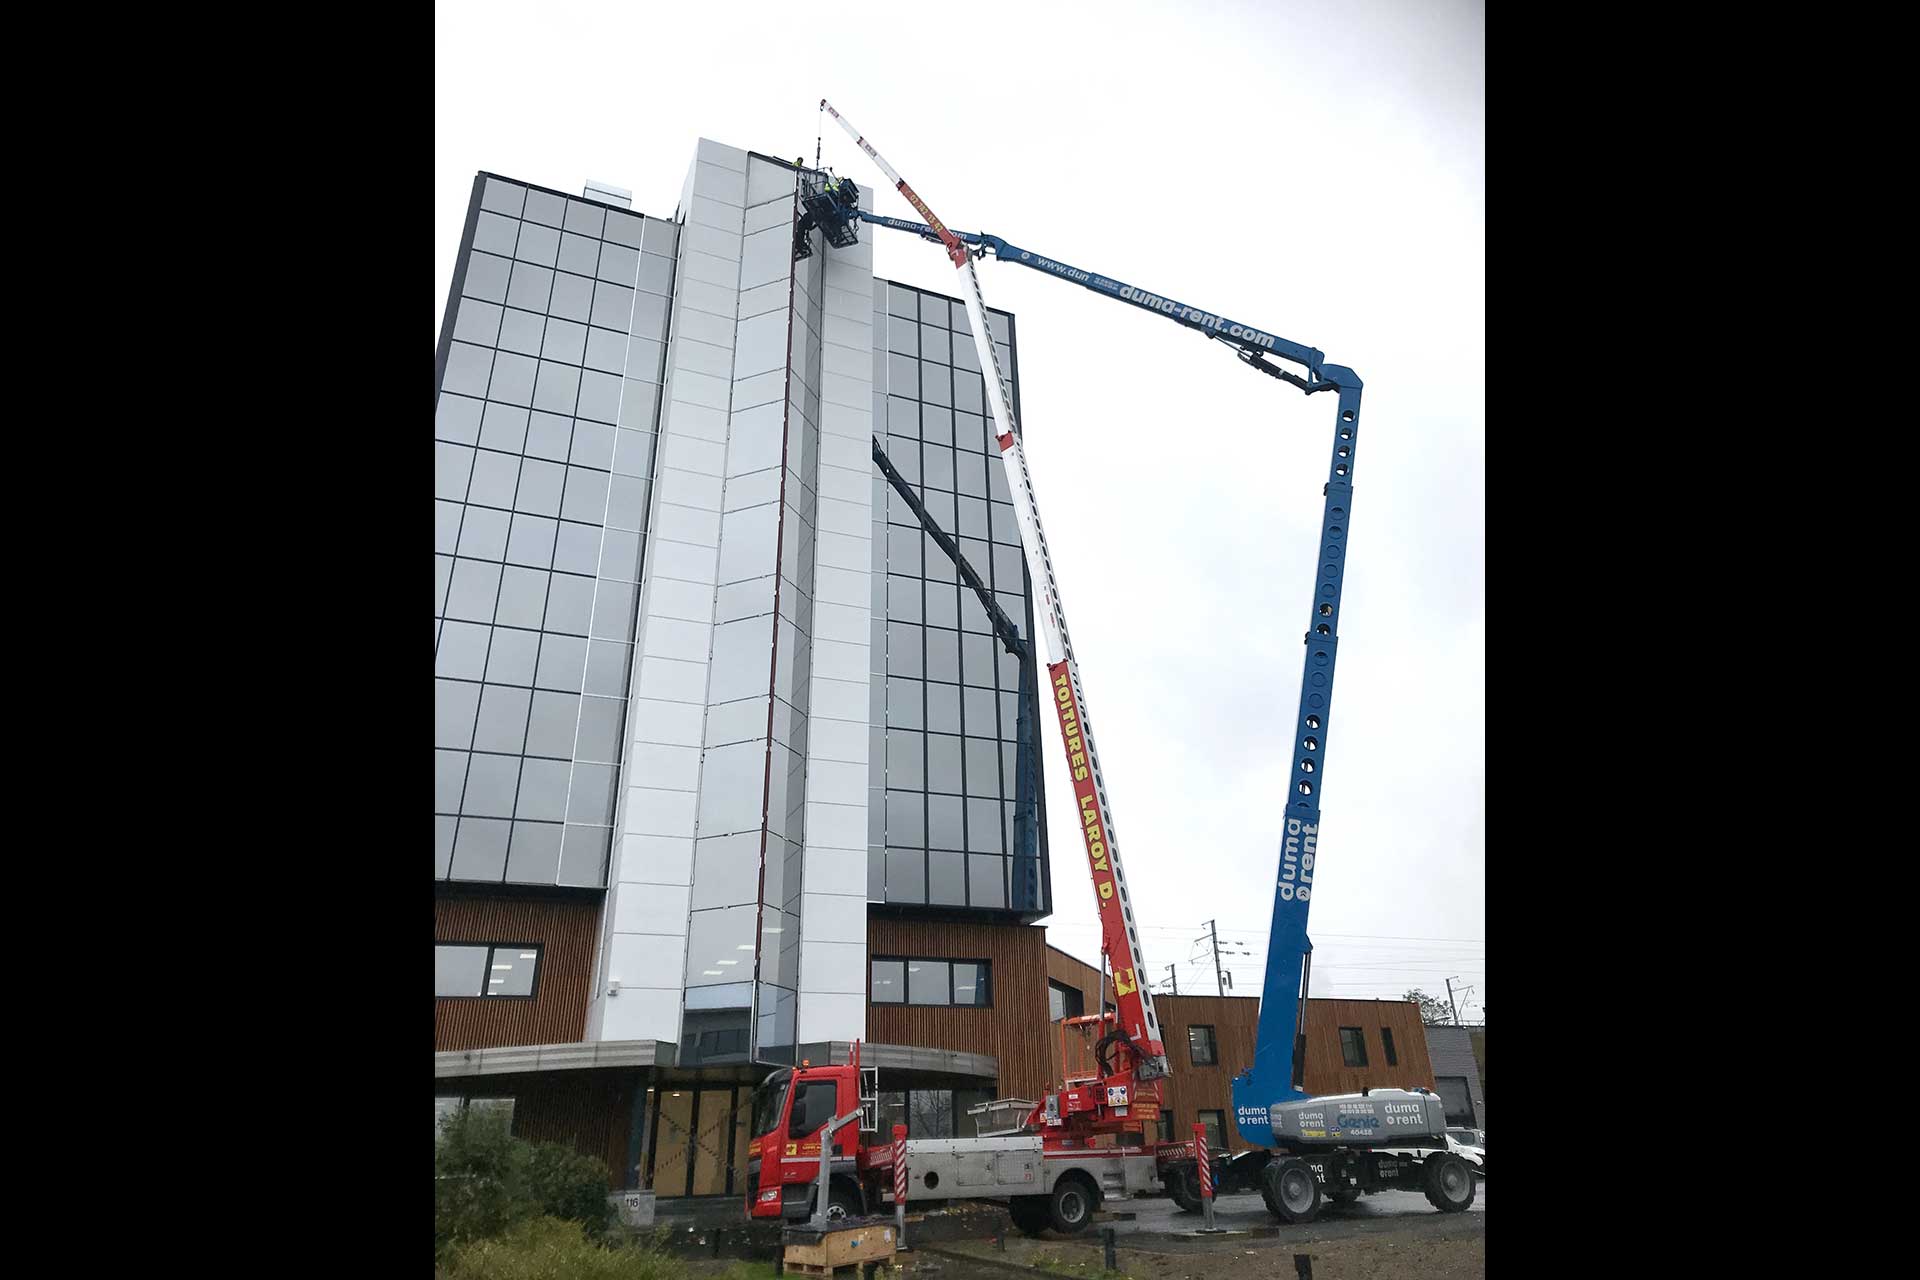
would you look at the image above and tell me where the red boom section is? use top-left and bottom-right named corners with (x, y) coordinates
top-left (1048, 660), bottom-right (1160, 1062)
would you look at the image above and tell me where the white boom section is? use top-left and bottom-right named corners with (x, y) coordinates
top-left (821, 102), bottom-right (1166, 1074)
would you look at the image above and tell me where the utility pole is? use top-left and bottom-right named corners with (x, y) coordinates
top-left (1208, 920), bottom-right (1226, 997)
top-left (1165, 964), bottom-right (1178, 995)
top-left (1445, 976), bottom-right (1473, 1026)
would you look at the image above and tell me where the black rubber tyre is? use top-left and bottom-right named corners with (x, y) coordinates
top-left (1048, 1176), bottom-right (1097, 1235)
top-left (1422, 1153), bottom-right (1476, 1213)
top-left (1167, 1167), bottom-right (1202, 1213)
top-left (817, 1180), bottom-right (862, 1222)
top-left (1009, 1196), bottom-right (1051, 1237)
top-left (1264, 1158), bottom-right (1323, 1224)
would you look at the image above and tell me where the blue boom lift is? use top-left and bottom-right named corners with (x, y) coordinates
top-left (841, 204), bottom-right (1467, 1221)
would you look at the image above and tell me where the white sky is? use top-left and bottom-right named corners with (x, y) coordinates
top-left (437, 0), bottom-right (1485, 1020)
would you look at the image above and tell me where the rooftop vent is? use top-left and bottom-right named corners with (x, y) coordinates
top-left (583, 180), bottom-right (632, 209)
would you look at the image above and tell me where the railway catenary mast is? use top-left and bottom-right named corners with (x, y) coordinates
top-left (822, 100), bottom-right (1170, 1096)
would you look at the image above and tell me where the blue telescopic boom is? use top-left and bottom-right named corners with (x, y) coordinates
top-left (861, 207), bottom-right (1364, 1146)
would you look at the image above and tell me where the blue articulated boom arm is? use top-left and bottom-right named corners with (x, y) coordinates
top-left (856, 209), bottom-right (1328, 389)
top-left (862, 208), bottom-right (1364, 1147)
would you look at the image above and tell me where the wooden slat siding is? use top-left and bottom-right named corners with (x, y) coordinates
top-left (1300, 998), bottom-right (1436, 1100)
top-left (435, 890), bottom-right (602, 1051)
top-left (447, 1068), bottom-right (638, 1183)
top-left (866, 917), bottom-right (1051, 1099)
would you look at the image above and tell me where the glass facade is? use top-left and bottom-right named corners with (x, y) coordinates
top-left (435, 175), bottom-right (678, 889)
top-left (867, 281), bottom-right (1049, 917)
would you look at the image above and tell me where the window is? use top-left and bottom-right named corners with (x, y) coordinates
top-left (790, 1081), bottom-right (838, 1137)
top-left (1381, 1026), bottom-right (1399, 1067)
top-left (1048, 979), bottom-right (1084, 1022)
top-left (436, 943), bottom-right (541, 997)
top-left (1187, 1025), bottom-right (1218, 1066)
top-left (1157, 1113), bottom-right (1176, 1145)
top-left (1339, 1027), bottom-right (1369, 1068)
top-left (1198, 1109), bottom-right (1227, 1151)
top-left (436, 1095), bottom-right (516, 1140)
top-left (871, 959), bottom-right (905, 1003)
top-left (873, 957), bottom-right (992, 1007)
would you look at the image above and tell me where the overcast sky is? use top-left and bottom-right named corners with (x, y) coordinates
top-left (437, 0), bottom-right (1485, 1019)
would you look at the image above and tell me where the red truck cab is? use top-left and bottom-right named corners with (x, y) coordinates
top-left (744, 1063), bottom-right (877, 1221)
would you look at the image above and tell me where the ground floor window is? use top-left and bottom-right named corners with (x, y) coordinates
top-left (1198, 1109), bottom-right (1227, 1151)
top-left (878, 1087), bottom-right (999, 1139)
top-left (435, 1094), bottom-right (515, 1140)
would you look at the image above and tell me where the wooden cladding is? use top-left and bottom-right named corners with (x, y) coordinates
top-left (867, 916), bottom-right (1051, 1099)
top-left (445, 1068), bottom-right (638, 1184)
top-left (435, 888), bottom-right (601, 1051)
top-left (1293, 997), bottom-right (1436, 1099)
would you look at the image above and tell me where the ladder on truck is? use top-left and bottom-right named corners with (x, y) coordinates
top-left (822, 99), bottom-right (1169, 1085)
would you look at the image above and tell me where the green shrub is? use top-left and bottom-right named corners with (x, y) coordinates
top-left (444, 1216), bottom-right (685, 1280)
top-left (435, 1107), bottom-right (615, 1257)
top-left (438, 1108), bottom-right (536, 1253)
top-left (524, 1141), bottom-right (614, 1238)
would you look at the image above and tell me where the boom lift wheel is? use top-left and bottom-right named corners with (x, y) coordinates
top-left (1263, 1158), bottom-right (1322, 1224)
top-left (1421, 1153), bottom-right (1476, 1213)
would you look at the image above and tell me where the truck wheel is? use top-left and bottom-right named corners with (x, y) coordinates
top-left (1009, 1196), bottom-right (1050, 1237)
top-left (1263, 1158), bottom-right (1322, 1224)
top-left (1048, 1175), bottom-right (1097, 1234)
top-left (1422, 1153), bottom-right (1476, 1213)
top-left (817, 1180), bottom-right (862, 1222)
top-left (1167, 1167), bottom-right (1201, 1213)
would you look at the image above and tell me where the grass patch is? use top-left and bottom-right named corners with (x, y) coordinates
top-left (1027, 1248), bottom-right (1133, 1280)
top-left (443, 1216), bottom-right (686, 1280)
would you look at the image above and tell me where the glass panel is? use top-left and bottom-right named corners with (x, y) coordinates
top-left (907, 959), bottom-right (950, 1005)
top-left (515, 757), bottom-right (572, 821)
top-left (926, 733), bottom-right (962, 794)
top-left (885, 848), bottom-right (925, 901)
top-left (885, 731), bottom-right (924, 789)
top-left (871, 958), bottom-right (905, 1003)
top-left (462, 753), bottom-right (520, 818)
top-left (472, 684), bottom-right (532, 754)
top-left (435, 944), bottom-right (488, 997)
top-left (476, 625), bottom-right (535, 688)
top-left (929, 851), bottom-right (966, 904)
top-left (968, 856), bottom-right (1006, 910)
top-left (525, 690), bottom-right (581, 757)
top-left (951, 961), bottom-right (987, 1006)
top-left (928, 795), bottom-right (963, 849)
top-left (487, 946), bottom-right (540, 996)
top-left (653, 1088), bottom-right (694, 1196)
top-left (885, 791), bottom-right (924, 845)
top-left (690, 1089), bottom-right (735, 1195)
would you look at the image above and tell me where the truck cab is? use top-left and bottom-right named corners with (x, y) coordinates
top-left (743, 1063), bottom-right (875, 1221)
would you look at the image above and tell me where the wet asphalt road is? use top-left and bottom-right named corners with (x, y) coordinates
top-left (1105, 1182), bottom-right (1484, 1238)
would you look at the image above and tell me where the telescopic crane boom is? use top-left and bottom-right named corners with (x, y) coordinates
top-left (823, 100), bottom-right (1170, 1093)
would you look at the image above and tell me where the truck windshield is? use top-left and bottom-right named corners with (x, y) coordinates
top-left (752, 1071), bottom-right (793, 1138)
